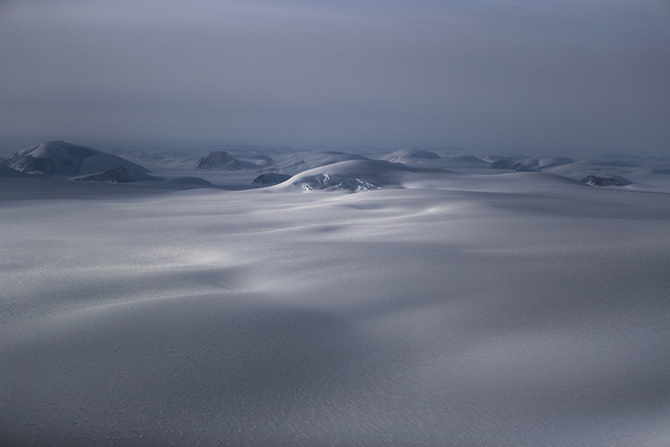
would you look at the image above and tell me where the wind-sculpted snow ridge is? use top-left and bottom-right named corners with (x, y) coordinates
top-left (0, 141), bottom-right (149, 177)
top-left (272, 159), bottom-right (451, 192)
top-left (257, 151), bottom-right (368, 175)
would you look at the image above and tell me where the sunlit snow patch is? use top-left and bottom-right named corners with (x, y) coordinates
top-left (179, 249), bottom-right (234, 266)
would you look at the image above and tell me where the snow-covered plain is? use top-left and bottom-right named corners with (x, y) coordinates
top-left (2, 149), bottom-right (670, 446)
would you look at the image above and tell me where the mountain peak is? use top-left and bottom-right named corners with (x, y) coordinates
top-left (0, 141), bottom-right (147, 177)
top-left (196, 151), bottom-right (242, 170)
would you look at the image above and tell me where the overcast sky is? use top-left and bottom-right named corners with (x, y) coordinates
top-left (1, 0), bottom-right (669, 154)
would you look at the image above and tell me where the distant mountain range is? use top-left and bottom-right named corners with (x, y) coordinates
top-left (4, 140), bottom-right (670, 192)
top-left (196, 151), bottom-right (242, 170)
top-left (0, 141), bottom-right (206, 187)
top-left (0, 141), bottom-right (151, 181)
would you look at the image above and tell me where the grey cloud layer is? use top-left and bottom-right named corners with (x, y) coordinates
top-left (1, 0), bottom-right (669, 153)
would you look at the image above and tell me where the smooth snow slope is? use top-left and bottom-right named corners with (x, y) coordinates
top-left (1, 173), bottom-right (670, 446)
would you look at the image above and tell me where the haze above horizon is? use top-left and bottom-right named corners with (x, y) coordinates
top-left (1, 0), bottom-right (669, 156)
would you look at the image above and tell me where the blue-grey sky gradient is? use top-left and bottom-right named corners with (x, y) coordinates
top-left (1, 0), bottom-right (669, 153)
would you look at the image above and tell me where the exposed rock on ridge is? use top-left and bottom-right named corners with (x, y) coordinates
top-left (580, 175), bottom-right (623, 186)
top-left (76, 167), bottom-right (134, 183)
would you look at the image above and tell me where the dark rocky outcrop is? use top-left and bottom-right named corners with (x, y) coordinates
top-left (196, 151), bottom-right (241, 170)
top-left (580, 175), bottom-right (623, 187)
top-left (77, 167), bottom-right (133, 183)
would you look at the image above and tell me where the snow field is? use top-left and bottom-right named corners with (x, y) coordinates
top-left (1, 175), bottom-right (670, 446)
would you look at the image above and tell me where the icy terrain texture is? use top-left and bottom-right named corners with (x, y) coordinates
top-left (1, 155), bottom-right (670, 446)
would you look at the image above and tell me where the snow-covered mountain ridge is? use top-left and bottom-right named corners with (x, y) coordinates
top-left (3, 141), bottom-right (670, 194)
top-left (0, 141), bottom-right (149, 178)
